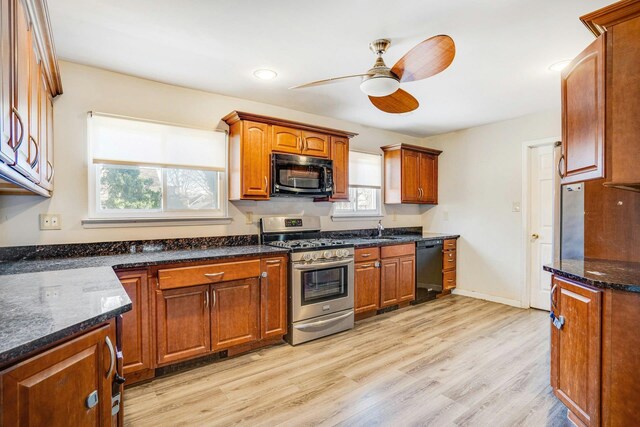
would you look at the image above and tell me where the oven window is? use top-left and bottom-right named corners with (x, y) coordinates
top-left (301, 265), bottom-right (348, 305)
top-left (277, 165), bottom-right (322, 189)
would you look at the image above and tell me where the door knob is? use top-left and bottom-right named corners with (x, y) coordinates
top-left (531, 233), bottom-right (539, 239)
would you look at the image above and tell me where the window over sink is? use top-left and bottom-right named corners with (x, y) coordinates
top-left (332, 150), bottom-right (382, 218)
top-left (87, 113), bottom-right (228, 223)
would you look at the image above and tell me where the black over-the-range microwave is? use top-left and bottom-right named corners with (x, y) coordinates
top-left (271, 153), bottom-right (334, 197)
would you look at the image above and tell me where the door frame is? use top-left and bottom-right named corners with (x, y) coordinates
top-left (520, 136), bottom-right (560, 309)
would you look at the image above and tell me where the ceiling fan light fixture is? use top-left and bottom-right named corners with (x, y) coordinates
top-left (360, 75), bottom-right (400, 97)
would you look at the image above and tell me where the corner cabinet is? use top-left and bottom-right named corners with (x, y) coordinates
top-left (381, 143), bottom-right (441, 204)
top-left (222, 111), bottom-right (356, 200)
top-left (0, 0), bottom-right (62, 197)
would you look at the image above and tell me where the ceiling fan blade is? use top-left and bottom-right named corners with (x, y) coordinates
top-left (391, 35), bottom-right (455, 83)
top-left (290, 73), bottom-right (373, 90)
top-left (369, 89), bottom-right (419, 114)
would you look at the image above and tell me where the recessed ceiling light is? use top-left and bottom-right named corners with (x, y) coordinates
top-left (253, 69), bottom-right (278, 80)
top-left (548, 59), bottom-right (572, 72)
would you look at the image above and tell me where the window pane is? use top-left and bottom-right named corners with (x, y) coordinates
top-left (99, 164), bottom-right (161, 211)
top-left (333, 188), bottom-right (357, 212)
top-left (165, 168), bottom-right (219, 210)
top-left (355, 188), bottom-right (377, 211)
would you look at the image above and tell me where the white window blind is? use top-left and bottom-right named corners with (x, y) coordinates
top-left (349, 151), bottom-right (381, 188)
top-left (89, 113), bottom-right (226, 171)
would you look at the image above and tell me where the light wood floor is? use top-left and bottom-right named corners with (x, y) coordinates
top-left (124, 295), bottom-right (568, 426)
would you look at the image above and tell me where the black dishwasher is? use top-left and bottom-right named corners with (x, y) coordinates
top-left (412, 240), bottom-right (443, 305)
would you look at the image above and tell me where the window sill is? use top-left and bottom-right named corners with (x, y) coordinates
top-left (331, 214), bottom-right (384, 222)
top-left (82, 216), bottom-right (233, 228)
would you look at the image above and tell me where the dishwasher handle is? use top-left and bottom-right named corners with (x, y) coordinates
top-left (416, 240), bottom-right (443, 249)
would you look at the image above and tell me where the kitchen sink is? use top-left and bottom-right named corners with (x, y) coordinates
top-left (360, 236), bottom-right (402, 240)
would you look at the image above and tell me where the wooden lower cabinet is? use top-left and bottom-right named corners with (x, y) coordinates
top-left (550, 275), bottom-right (602, 426)
top-left (442, 239), bottom-right (457, 293)
top-left (380, 251), bottom-right (416, 308)
top-left (211, 278), bottom-right (260, 351)
top-left (156, 285), bottom-right (211, 365)
top-left (0, 322), bottom-right (117, 426)
top-left (260, 256), bottom-right (287, 339)
top-left (397, 256), bottom-right (415, 302)
top-left (354, 260), bottom-right (380, 314)
top-left (116, 270), bottom-right (151, 376)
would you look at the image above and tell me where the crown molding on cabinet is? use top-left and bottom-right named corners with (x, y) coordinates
top-left (580, 0), bottom-right (640, 36)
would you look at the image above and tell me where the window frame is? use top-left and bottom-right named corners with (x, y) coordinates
top-left (87, 113), bottom-right (229, 221)
top-left (332, 150), bottom-right (383, 219)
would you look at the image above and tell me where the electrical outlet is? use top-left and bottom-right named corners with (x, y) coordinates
top-left (246, 211), bottom-right (253, 224)
top-left (39, 214), bottom-right (62, 230)
top-left (40, 285), bottom-right (62, 300)
top-left (512, 202), bottom-right (521, 213)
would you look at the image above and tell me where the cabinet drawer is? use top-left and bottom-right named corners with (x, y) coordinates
top-left (355, 247), bottom-right (380, 262)
top-left (443, 270), bottom-right (456, 290)
top-left (381, 243), bottom-right (415, 259)
top-left (443, 250), bottom-right (456, 270)
top-left (443, 239), bottom-right (457, 251)
top-left (158, 260), bottom-right (261, 289)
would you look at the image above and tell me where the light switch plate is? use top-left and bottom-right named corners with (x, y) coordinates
top-left (40, 214), bottom-right (62, 230)
top-left (512, 202), bottom-right (521, 213)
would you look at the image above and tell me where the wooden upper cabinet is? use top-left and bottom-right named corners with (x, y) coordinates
top-left (156, 285), bottom-right (211, 365)
top-left (301, 131), bottom-right (329, 158)
top-left (223, 111), bottom-right (356, 201)
top-left (382, 143), bottom-right (441, 204)
top-left (561, 35), bottom-right (605, 185)
top-left (211, 278), bottom-right (260, 351)
top-left (355, 261), bottom-right (380, 314)
top-left (260, 257), bottom-right (287, 339)
top-left (330, 136), bottom-right (349, 200)
top-left (0, 0), bottom-right (13, 165)
top-left (0, 323), bottom-right (115, 426)
top-left (550, 276), bottom-right (602, 427)
top-left (116, 269), bottom-right (151, 376)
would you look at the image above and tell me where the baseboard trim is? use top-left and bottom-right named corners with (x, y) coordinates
top-left (452, 289), bottom-right (524, 308)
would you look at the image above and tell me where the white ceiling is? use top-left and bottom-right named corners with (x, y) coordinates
top-left (48, 0), bottom-right (611, 137)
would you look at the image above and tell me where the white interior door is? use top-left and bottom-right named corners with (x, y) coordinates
top-left (529, 144), bottom-right (554, 310)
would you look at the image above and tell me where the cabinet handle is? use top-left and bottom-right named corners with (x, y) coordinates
top-left (264, 176), bottom-right (268, 190)
top-left (29, 136), bottom-right (39, 169)
top-left (360, 253), bottom-right (372, 258)
top-left (47, 160), bottom-right (54, 182)
top-left (448, 259), bottom-right (455, 262)
top-left (375, 261), bottom-right (380, 268)
top-left (297, 137), bottom-right (302, 151)
top-left (550, 283), bottom-right (558, 310)
top-left (557, 154), bottom-right (565, 178)
top-left (447, 279), bottom-right (454, 283)
top-left (212, 289), bottom-right (216, 307)
top-left (205, 290), bottom-right (209, 308)
top-left (303, 138), bottom-right (308, 151)
top-left (105, 336), bottom-right (115, 379)
top-left (265, 259), bottom-right (280, 264)
top-left (204, 272), bottom-right (224, 279)
top-left (12, 108), bottom-right (24, 151)
top-left (360, 263), bottom-right (373, 268)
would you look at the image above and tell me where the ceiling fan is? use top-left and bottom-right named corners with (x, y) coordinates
top-left (290, 36), bottom-right (455, 114)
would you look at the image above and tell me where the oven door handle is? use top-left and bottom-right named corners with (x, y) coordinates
top-left (293, 259), bottom-right (353, 270)
top-left (294, 311), bottom-right (354, 330)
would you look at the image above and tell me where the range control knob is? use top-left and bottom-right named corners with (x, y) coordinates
top-left (324, 250), bottom-right (333, 259)
top-left (311, 252), bottom-right (319, 261)
top-left (336, 249), bottom-right (345, 258)
top-left (303, 253), bottom-right (312, 262)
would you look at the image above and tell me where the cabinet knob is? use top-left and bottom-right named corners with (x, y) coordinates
top-left (261, 271), bottom-right (267, 278)
top-left (85, 390), bottom-right (99, 409)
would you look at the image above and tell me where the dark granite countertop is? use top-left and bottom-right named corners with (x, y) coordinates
top-left (344, 233), bottom-right (460, 249)
top-left (544, 259), bottom-right (640, 293)
top-left (0, 245), bottom-right (290, 275)
top-left (0, 267), bottom-right (132, 365)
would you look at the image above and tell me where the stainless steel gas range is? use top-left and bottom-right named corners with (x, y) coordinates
top-left (260, 216), bottom-right (354, 345)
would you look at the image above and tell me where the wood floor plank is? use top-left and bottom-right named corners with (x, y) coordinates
top-left (123, 296), bottom-right (565, 426)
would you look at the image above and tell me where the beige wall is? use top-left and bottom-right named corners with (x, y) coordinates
top-left (421, 110), bottom-right (561, 306)
top-left (0, 62), bottom-right (424, 247)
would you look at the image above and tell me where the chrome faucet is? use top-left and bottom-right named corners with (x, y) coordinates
top-left (377, 220), bottom-right (385, 237)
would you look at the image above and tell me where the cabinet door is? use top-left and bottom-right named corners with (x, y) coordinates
top-left (355, 261), bottom-right (380, 314)
top-left (1, 323), bottom-right (114, 426)
top-left (380, 258), bottom-right (399, 308)
top-left (550, 276), bottom-right (602, 426)
top-left (419, 153), bottom-right (437, 204)
top-left (397, 255), bottom-right (416, 302)
top-left (271, 125), bottom-right (301, 155)
top-left (401, 149), bottom-right (420, 202)
top-left (241, 120), bottom-right (270, 199)
top-left (11, 0), bottom-right (32, 178)
top-left (39, 74), bottom-right (53, 189)
top-left (260, 257), bottom-right (287, 339)
top-left (301, 130), bottom-right (329, 158)
top-left (211, 278), bottom-right (260, 351)
top-left (117, 270), bottom-right (151, 375)
top-left (0, 0), bottom-right (13, 164)
top-left (330, 136), bottom-right (349, 200)
top-left (561, 35), bottom-right (605, 185)
top-left (156, 285), bottom-right (210, 365)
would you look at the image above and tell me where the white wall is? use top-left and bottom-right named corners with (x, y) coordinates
top-left (0, 62), bottom-right (424, 247)
top-left (421, 110), bottom-right (560, 306)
